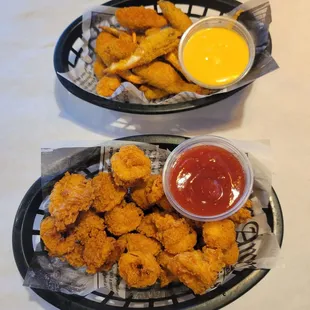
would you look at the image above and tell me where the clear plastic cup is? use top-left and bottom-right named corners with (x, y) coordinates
top-left (178, 16), bottom-right (255, 89)
top-left (162, 135), bottom-right (254, 222)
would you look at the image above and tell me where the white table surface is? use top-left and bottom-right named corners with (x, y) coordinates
top-left (1, 0), bottom-right (309, 309)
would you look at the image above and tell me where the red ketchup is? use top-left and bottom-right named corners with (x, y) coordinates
top-left (169, 145), bottom-right (245, 216)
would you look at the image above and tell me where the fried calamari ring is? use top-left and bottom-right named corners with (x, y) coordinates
top-left (92, 172), bottom-right (126, 212)
top-left (105, 202), bottom-right (144, 236)
top-left (118, 251), bottom-right (161, 288)
top-left (111, 145), bottom-right (151, 187)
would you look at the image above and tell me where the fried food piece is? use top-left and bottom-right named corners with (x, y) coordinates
top-left (105, 28), bottom-right (180, 73)
top-left (83, 230), bottom-right (116, 274)
top-left (102, 239), bottom-right (124, 271)
top-left (48, 172), bottom-right (94, 231)
top-left (73, 211), bottom-right (105, 244)
top-left (158, 1), bottom-right (192, 34)
top-left (99, 26), bottom-right (132, 42)
top-left (65, 244), bottom-right (85, 268)
top-left (145, 27), bottom-right (161, 36)
top-left (111, 145), bottom-right (151, 187)
top-left (157, 196), bottom-right (174, 212)
top-left (96, 74), bottom-right (121, 97)
top-left (92, 172), bottom-right (126, 212)
top-left (164, 49), bottom-right (182, 73)
top-left (40, 216), bottom-right (76, 256)
top-left (131, 174), bottom-right (164, 209)
top-left (154, 214), bottom-right (197, 254)
top-left (168, 249), bottom-right (225, 295)
top-left (119, 233), bottom-right (162, 256)
top-left (118, 70), bottom-right (145, 84)
top-left (93, 57), bottom-right (106, 80)
top-left (105, 202), bottom-right (144, 236)
top-left (202, 219), bottom-right (236, 250)
top-left (202, 247), bottom-right (226, 270)
top-left (157, 251), bottom-right (178, 287)
top-left (222, 242), bottom-right (239, 266)
top-left (118, 251), bottom-right (161, 288)
top-left (115, 7), bottom-right (167, 30)
top-left (133, 61), bottom-right (202, 94)
top-left (137, 213), bottom-right (159, 238)
top-left (140, 85), bottom-right (169, 100)
top-left (229, 200), bottom-right (252, 224)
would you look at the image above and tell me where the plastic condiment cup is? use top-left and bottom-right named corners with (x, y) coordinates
top-left (162, 135), bottom-right (254, 222)
top-left (178, 16), bottom-right (256, 90)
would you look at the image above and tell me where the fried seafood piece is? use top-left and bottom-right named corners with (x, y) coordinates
top-left (168, 249), bottom-right (225, 295)
top-left (99, 26), bottom-right (133, 42)
top-left (139, 85), bottom-right (169, 100)
top-left (157, 251), bottom-right (178, 287)
top-left (40, 216), bottom-right (76, 256)
top-left (157, 196), bottom-right (174, 212)
top-left (131, 174), bottom-right (164, 209)
top-left (164, 49), bottom-right (182, 73)
top-left (145, 27), bottom-right (161, 36)
top-left (101, 239), bottom-right (125, 271)
top-left (158, 1), bottom-right (193, 34)
top-left (105, 28), bottom-right (180, 73)
top-left (92, 172), bottom-right (126, 212)
top-left (118, 251), bottom-right (161, 288)
top-left (105, 202), bottom-right (144, 236)
top-left (93, 56), bottom-right (106, 80)
top-left (137, 213), bottom-right (159, 238)
top-left (83, 230), bottom-right (116, 274)
top-left (119, 233), bottom-right (162, 256)
top-left (202, 219), bottom-right (236, 250)
top-left (133, 61), bottom-right (202, 94)
top-left (111, 145), bottom-right (151, 187)
top-left (154, 213), bottom-right (197, 254)
top-left (96, 74), bottom-right (121, 97)
top-left (48, 172), bottom-right (94, 231)
top-left (65, 244), bottom-right (85, 268)
top-left (115, 7), bottom-right (167, 30)
top-left (73, 211), bottom-right (105, 244)
top-left (229, 200), bottom-right (253, 224)
top-left (222, 242), bottom-right (239, 266)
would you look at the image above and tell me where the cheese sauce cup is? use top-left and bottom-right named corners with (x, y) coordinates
top-left (163, 136), bottom-right (254, 222)
top-left (179, 16), bottom-right (255, 89)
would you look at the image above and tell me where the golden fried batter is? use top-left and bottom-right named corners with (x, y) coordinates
top-left (119, 233), bottom-right (161, 256)
top-left (157, 251), bottom-right (178, 287)
top-left (139, 85), bottom-right (169, 100)
top-left (65, 244), bottom-right (85, 268)
top-left (222, 242), bottom-right (239, 266)
top-left (116, 7), bottom-right (167, 30)
top-left (101, 239), bottom-right (124, 271)
top-left (83, 230), bottom-right (116, 274)
top-left (73, 211), bottom-right (105, 244)
top-left (202, 219), bottom-right (236, 250)
top-left (105, 202), bottom-right (144, 236)
top-left (137, 213), bottom-right (159, 238)
top-left (229, 200), bottom-right (253, 224)
top-left (118, 251), bottom-right (161, 288)
top-left (93, 57), bottom-right (106, 80)
top-left (40, 216), bottom-right (75, 256)
top-left (157, 196), bottom-right (174, 212)
top-left (48, 172), bottom-right (94, 231)
top-left (111, 145), bottom-right (151, 187)
top-left (133, 61), bottom-right (202, 94)
top-left (168, 250), bottom-right (225, 295)
top-left (96, 74), bottom-right (121, 97)
top-left (92, 172), bottom-right (126, 212)
top-left (158, 1), bottom-right (193, 34)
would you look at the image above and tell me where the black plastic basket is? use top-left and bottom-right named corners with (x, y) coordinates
top-left (12, 135), bottom-right (283, 310)
top-left (54, 0), bottom-right (272, 115)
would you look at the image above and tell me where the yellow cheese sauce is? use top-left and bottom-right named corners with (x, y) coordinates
top-left (183, 27), bottom-right (250, 87)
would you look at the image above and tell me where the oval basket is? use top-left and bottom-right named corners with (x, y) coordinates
top-left (54, 0), bottom-right (272, 114)
top-left (12, 135), bottom-right (283, 310)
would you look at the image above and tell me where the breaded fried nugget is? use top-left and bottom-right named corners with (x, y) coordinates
top-left (119, 233), bottom-right (161, 256)
top-left (158, 1), bottom-right (193, 34)
top-left (229, 200), bottom-right (252, 224)
top-left (222, 242), bottom-right (239, 266)
top-left (105, 202), bottom-right (144, 236)
top-left (118, 251), bottom-right (161, 288)
top-left (101, 239), bottom-right (124, 271)
top-left (202, 219), bottom-right (236, 250)
top-left (65, 244), bottom-right (85, 268)
top-left (157, 196), bottom-right (174, 212)
top-left (96, 74), bottom-right (121, 97)
top-left (116, 7), bottom-right (167, 30)
top-left (48, 172), bottom-right (94, 231)
top-left (111, 145), bottom-right (151, 187)
top-left (40, 216), bottom-right (75, 256)
top-left (133, 61), bottom-right (202, 94)
top-left (93, 57), bottom-right (106, 80)
top-left (83, 230), bottom-right (116, 274)
top-left (139, 85), bottom-right (169, 100)
top-left (105, 28), bottom-right (180, 73)
top-left (137, 213), bottom-right (159, 238)
top-left (73, 211), bottom-right (105, 244)
top-left (92, 172), bottom-right (126, 212)
top-left (168, 249), bottom-right (225, 295)
top-left (154, 214), bottom-right (197, 254)
top-left (131, 174), bottom-right (164, 209)
top-left (157, 251), bottom-right (178, 287)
